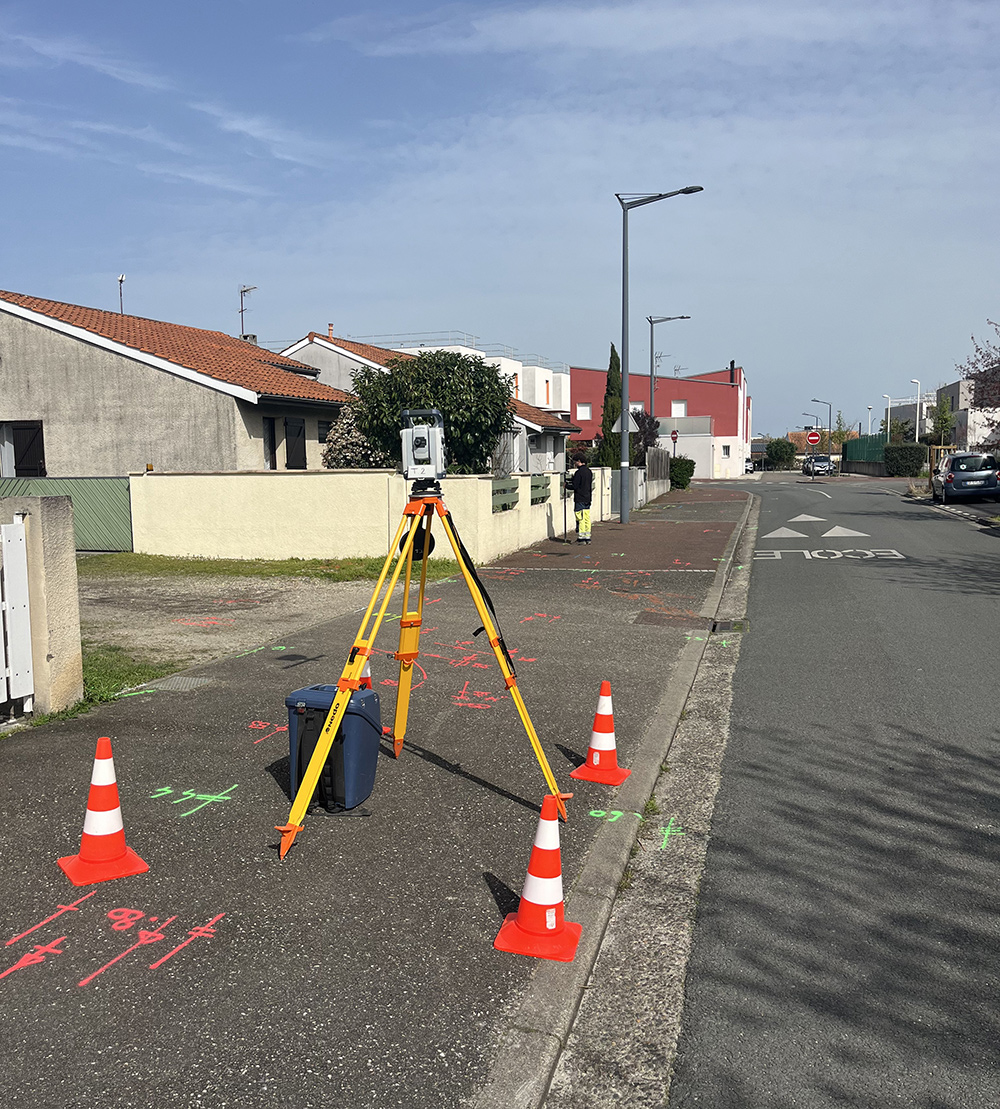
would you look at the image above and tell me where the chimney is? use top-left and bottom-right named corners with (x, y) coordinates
top-left (328, 323), bottom-right (334, 340)
top-left (729, 359), bottom-right (736, 384)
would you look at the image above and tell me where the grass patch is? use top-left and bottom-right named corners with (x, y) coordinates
top-left (643, 796), bottom-right (661, 817)
top-left (28, 643), bottom-right (182, 728)
top-left (77, 552), bottom-right (461, 583)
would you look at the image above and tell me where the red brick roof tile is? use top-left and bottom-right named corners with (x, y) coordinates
top-left (306, 333), bottom-right (415, 367)
top-left (511, 398), bottom-right (580, 433)
top-left (0, 291), bottom-right (353, 405)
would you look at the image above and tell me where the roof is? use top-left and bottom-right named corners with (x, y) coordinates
top-left (307, 334), bottom-right (416, 367)
top-left (511, 398), bottom-right (580, 433)
top-left (0, 290), bottom-right (353, 405)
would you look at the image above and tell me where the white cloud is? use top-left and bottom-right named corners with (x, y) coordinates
top-left (0, 27), bottom-right (171, 90)
top-left (189, 103), bottom-right (345, 169)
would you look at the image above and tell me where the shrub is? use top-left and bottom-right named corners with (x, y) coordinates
top-left (884, 442), bottom-right (927, 477)
top-left (670, 456), bottom-right (696, 489)
top-left (765, 437), bottom-right (797, 470)
top-left (322, 404), bottom-right (392, 469)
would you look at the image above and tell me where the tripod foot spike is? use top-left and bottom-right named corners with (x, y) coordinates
top-left (276, 823), bottom-right (304, 860)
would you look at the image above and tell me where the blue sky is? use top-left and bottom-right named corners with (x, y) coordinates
top-left (1, 0), bottom-right (998, 434)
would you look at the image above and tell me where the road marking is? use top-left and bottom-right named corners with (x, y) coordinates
top-left (761, 527), bottom-right (808, 538)
top-left (753, 548), bottom-right (905, 561)
top-left (821, 526), bottom-right (870, 537)
top-left (788, 514), bottom-right (826, 522)
top-left (812, 490), bottom-right (833, 498)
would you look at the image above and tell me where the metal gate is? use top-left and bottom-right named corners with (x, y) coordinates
top-left (0, 477), bottom-right (132, 551)
top-left (0, 515), bottom-right (33, 712)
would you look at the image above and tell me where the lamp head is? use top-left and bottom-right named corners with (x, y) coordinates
top-left (680, 186), bottom-right (704, 194)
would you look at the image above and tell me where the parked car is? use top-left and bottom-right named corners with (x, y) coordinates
top-left (931, 452), bottom-right (1000, 503)
top-left (745, 458), bottom-right (756, 473)
top-left (802, 455), bottom-right (834, 476)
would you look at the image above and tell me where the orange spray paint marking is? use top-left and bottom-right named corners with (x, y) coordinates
top-left (78, 917), bottom-right (178, 987)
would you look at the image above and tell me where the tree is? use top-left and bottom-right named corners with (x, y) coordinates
top-left (351, 350), bottom-right (514, 474)
top-left (321, 404), bottom-right (392, 469)
top-left (878, 416), bottom-right (912, 443)
top-left (957, 318), bottom-right (1000, 447)
top-left (924, 394), bottom-right (957, 446)
top-left (632, 409), bottom-right (660, 466)
top-left (765, 437), bottom-right (797, 470)
top-left (831, 410), bottom-right (850, 448)
top-left (594, 343), bottom-right (622, 467)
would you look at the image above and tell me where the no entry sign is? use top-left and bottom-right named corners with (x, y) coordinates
top-left (670, 430), bottom-right (679, 443)
top-left (806, 430), bottom-right (822, 445)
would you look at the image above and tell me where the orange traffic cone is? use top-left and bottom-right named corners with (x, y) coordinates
top-left (493, 793), bottom-right (581, 962)
top-left (570, 680), bottom-right (631, 786)
top-left (58, 737), bottom-right (149, 886)
top-left (359, 659), bottom-right (373, 689)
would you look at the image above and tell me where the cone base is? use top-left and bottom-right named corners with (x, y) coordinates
top-left (570, 762), bottom-right (631, 786)
top-left (58, 846), bottom-right (149, 887)
top-left (493, 913), bottom-right (582, 962)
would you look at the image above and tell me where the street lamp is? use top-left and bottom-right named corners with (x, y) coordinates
top-left (647, 315), bottom-right (690, 417)
top-left (811, 398), bottom-right (833, 462)
top-left (617, 186), bottom-right (703, 523)
top-left (882, 394), bottom-right (892, 443)
top-left (867, 406), bottom-right (873, 435)
top-left (910, 378), bottom-right (921, 440)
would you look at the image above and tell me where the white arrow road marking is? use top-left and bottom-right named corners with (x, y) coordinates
top-left (761, 527), bottom-right (809, 538)
top-left (822, 526), bottom-right (870, 537)
top-left (788, 514), bottom-right (826, 522)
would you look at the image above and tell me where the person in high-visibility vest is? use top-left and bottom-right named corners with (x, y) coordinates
top-left (570, 454), bottom-right (593, 543)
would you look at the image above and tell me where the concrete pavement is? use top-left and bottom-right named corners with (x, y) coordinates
top-left (0, 484), bottom-right (750, 1109)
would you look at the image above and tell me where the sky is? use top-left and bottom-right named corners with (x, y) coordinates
top-left (1, 0), bottom-right (998, 435)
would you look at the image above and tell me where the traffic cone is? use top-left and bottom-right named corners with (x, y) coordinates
top-left (359, 659), bottom-right (373, 689)
top-left (570, 680), bottom-right (631, 785)
top-left (58, 737), bottom-right (149, 886)
top-left (493, 793), bottom-right (581, 962)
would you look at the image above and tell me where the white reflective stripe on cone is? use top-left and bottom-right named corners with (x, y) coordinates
top-left (90, 757), bottom-right (117, 787)
top-left (521, 872), bottom-right (563, 906)
top-left (533, 820), bottom-right (561, 851)
top-left (596, 695), bottom-right (613, 714)
top-left (83, 807), bottom-right (124, 836)
top-left (588, 732), bottom-right (617, 751)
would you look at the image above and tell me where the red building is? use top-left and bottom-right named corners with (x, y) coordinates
top-left (568, 362), bottom-right (752, 480)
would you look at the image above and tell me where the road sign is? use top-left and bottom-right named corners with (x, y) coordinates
top-left (611, 410), bottom-right (640, 434)
top-left (670, 430), bottom-right (678, 443)
top-left (806, 430), bottom-right (822, 446)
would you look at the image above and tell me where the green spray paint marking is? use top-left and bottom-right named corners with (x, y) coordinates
top-left (658, 817), bottom-right (686, 849)
top-left (117, 689), bottom-right (156, 699)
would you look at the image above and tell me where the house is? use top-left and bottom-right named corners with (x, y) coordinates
top-left (282, 330), bottom-right (579, 473)
top-left (569, 361), bottom-right (752, 479)
top-left (0, 291), bottom-right (352, 476)
top-left (934, 380), bottom-right (999, 450)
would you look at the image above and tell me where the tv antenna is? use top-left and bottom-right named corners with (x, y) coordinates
top-left (239, 285), bottom-right (257, 334)
top-left (118, 274), bottom-right (126, 314)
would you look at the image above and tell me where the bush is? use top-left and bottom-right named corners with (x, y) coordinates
top-left (670, 456), bottom-right (696, 489)
top-left (765, 437), bottom-right (797, 470)
top-left (884, 442), bottom-right (927, 477)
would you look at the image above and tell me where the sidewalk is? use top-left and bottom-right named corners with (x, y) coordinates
top-left (0, 486), bottom-right (752, 1109)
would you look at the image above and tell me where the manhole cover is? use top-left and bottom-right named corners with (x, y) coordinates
top-left (142, 675), bottom-right (215, 692)
top-left (633, 612), bottom-right (713, 628)
top-left (712, 619), bottom-right (748, 634)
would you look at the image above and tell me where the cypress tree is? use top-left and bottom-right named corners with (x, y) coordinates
top-left (595, 343), bottom-right (622, 467)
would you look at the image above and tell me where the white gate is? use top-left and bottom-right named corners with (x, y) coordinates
top-left (0, 515), bottom-right (33, 712)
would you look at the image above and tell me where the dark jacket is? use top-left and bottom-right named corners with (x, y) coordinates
top-left (570, 464), bottom-right (593, 507)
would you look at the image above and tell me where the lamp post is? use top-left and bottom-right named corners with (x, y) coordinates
top-left (647, 315), bottom-right (690, 417)
top-left (616, 186), bottom-right (703, 523)
top-left (910, 378), bottom-right (921, 440)
top-left (882, 394), bottom-right (892, 443)
top-left (811, 398), bottom-right (833, 463)
top-left (867, 406), bottom-right (873, 435)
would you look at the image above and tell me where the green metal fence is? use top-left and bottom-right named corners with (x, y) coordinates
top-left (491, 478), bottom-right (520, 513)
top-left (844, 434), bottom-right (885, 463)
top-left (529, 476), bottom-right (551, 505)
top-left (0, 477), bottom-right (133, 551)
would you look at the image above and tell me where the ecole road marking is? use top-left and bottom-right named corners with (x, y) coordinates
top-left (753, 549), bottom-right (905, 561)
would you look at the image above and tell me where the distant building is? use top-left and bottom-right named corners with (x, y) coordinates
top-left (569, 362), bottom-right (752, 479)
top-left (934, 379), bottom-right (999, 449)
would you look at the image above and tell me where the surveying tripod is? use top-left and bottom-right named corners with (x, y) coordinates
top-left (276, 478), bottom-right (568, 859)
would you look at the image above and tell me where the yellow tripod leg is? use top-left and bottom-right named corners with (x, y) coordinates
top-left (276, 511), bottom-right (422, 859)
top-left (436, 509), bottom-right (568, 822)
top-left (391, 509), bottom-right (432, 757)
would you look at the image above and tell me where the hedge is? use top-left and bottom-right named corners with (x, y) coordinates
top-left (670, 456), bottom-right (696, 489)
top-left (883, 442), bottom-right (927, 477)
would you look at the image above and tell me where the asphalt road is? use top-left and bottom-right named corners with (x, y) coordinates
top-left (0, 488), bottom-right (747, 1109)
top-left (669, 476), bottom-right (1000, 1108)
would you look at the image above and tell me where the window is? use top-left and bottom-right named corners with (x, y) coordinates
top-left (12, 421), bottom-right (45, 477)
top-left (545, 381), bottom-right (550, 405)
top-left (284, 418), bottom-right (306, 469)
top-left (722, 445), bottom-right (730, 458)
top-left (671, 400), bottom-right (687, 417)
top-left (263, 417), bottom-right (277, 470)
top-left (629, 402), bottom-right (643, 414)
top-left (575, 403), bottom-right (592, 421)
top-left (318, 420), bottom-right (332, 443)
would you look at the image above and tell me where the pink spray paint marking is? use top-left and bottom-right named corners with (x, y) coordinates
top-left (78, 917), bottom-right (179, 987)
top-left (0, 936), bottom-right (67, 980)
top-left (5, 891), bottom-right (97, 947)
top-left (149, 913), bottom-right (226, 970)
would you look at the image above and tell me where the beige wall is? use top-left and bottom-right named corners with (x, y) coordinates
top-left (129, 469), bottom-right (621, 564)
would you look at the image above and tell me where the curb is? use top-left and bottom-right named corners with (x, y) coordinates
top-left (467, 492), bottom-right (756, 1109)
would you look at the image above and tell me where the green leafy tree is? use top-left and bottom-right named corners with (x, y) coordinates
top-left (351, 350), bottom-right (514, 474)
top-left (925, 394), bottom-right (957, 446)
top-left (321, 404), bottom-right (392, 468)
top-left (831, 410), bottom-right (851, 448)
top-left (765, 437), bottom-right (797, 470)
top-left (595, 344), bottom-right (623, 467)
top-left (878, 416), bottom-right (912, 443)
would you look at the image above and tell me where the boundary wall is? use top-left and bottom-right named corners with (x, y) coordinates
top-left (129, 469), bottom-right (631, 565)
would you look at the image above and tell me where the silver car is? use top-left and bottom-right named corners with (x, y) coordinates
top-left (931, 452), bottom-right (1000, 503)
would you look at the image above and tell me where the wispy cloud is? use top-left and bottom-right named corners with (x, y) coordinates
top-left (189, 102), bottom-right (341, 168)
top-left (304, 0), bottom-right (998, 58)
top-left (0, 27), bottom-right (171, 90)
top-left (135, 162), bottom-right (272, 197)
top-left (68, 120), bottom-right (192, 155)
